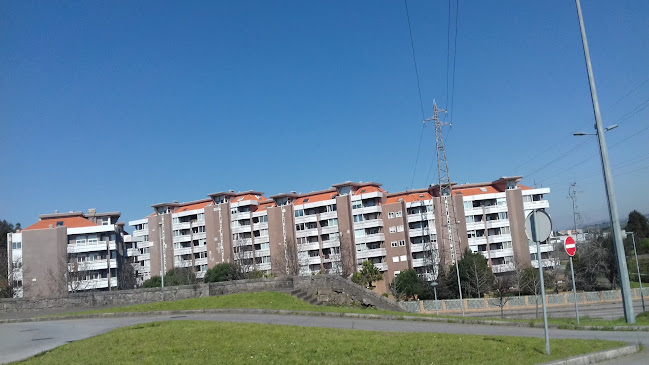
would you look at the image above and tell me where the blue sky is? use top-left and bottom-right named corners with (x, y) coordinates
top-left (1, 1), bottom-right (647, 230)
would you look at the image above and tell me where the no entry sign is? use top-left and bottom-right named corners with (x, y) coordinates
top-left (565, 236), bottom-right (576, 256)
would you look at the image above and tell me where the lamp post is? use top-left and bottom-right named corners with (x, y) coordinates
top-left (573, 0), bottom-right (635, 324)
top-left (626, 232), bottom-right (645, 312)
top-left (431, 281), bottom-right (439, 315)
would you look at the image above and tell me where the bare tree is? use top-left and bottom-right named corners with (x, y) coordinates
top-left (493, 274), bottom-right (513, 319)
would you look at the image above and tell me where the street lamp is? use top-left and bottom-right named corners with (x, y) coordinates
top-left (573, 124), bottom-right (618, 136)
top-left (574, 0), bottom-right (635, 323)
top-left (625, 231), bottom-right (646, 312)
top-left (430, 281), bottom-right (439, 315)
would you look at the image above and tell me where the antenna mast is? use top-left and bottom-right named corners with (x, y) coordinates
top-left (425, 100), bottom-right (464, 316)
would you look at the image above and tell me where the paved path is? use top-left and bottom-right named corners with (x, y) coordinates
top-left (1, 313), bottom-right (648, 364)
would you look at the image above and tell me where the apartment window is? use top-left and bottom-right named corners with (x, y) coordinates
top-left (297, 237), bottom-right (307, 245)
top-left (354, 229), bottom-right (365, 238)
top-left (391, 241), bottom-right (398, 248)
top-left (501, 226), bottom-right (511, 234)
top-left (102, 217), bottom-right (110, 225)
top-left (522, 195), bottom-right (533, 203)
top-left (258, 215), bottom-right (268, 223)
top-left (503, 241), bottom-right (513, 249)
top-left (259, 243), bottom-right (270, 250)
top-left (172, 217), bottom-right (179, 224)
top-left (326, 204), bottom-right (337, 212)
top-left (12, 241), bottom-right (21, 250)
top-left (197, 226), bottom-right (205, 233)
top-left (498, 212), bottom-right (508, 220)
top-left (198, 213), bottom-right (205, 222)
top-left (389, 226), bottom-right (396, 233)
top-left (328, 218), bottom-right (338, 227)
top-left (392, 256), bottom-right (399, 262)
top-left (353, 214), bottom-right (364, 223)
top-left (173, 230), bottom-right (181, 237)
top-left (76, 236), bottom-right (86, 245)
top-left (397, 225), bottom-right (404, 232)
top-left (259, 228), bottom-right (269, 237)
top-left (396, 211), bottom-right (402, 218)
top-left (352, 201), bottom-right (362, 209)
top-left (388, 212), bottom-right (395, 219)
top-left (87, 235), bottom-right (98, 244)
top-left (295, 223), bottom-right (305, 231)
top-left (400, 255), bottom-right (407, 262)
top-left (143, 235), bottom-right (149, 241)
top-left (467, 230), bottom-right (476, 239)
top-left (399, 240), bottom-right (406, 246)
top-left (464, 201), bottom-right (472, 209)
top-left (56, 221), bottom-right (64, 227)
top-left (295, 209), bottom-right (304, 217)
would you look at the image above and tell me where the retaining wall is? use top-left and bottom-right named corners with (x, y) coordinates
top-left (399, 287), bottom-right (649, 313)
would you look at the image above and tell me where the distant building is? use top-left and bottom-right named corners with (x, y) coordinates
top-left (126, 176), bottom-right (554, 287)
top-left (6, 210), bottom-right (125, 299)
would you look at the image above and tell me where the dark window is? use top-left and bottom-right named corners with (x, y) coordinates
top-left (56, 221), bottom-right (64, 226)
top-left (360, 189), bottom-right (366, 193)
top-left (303, 198), bottom-right (309, 203)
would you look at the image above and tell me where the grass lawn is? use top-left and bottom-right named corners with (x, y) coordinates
top-left (18, 321), bottom-right (625, 365)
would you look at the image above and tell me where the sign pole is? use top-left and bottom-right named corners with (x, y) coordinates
top-left (569, 256), bottom-right (580, 324)
top-left (530, 210), bottom-right (551, 355)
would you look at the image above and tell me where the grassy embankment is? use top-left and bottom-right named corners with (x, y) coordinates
top-left (18, 321), bottom-right (624, 365)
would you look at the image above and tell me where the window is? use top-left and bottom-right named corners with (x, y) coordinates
top-left (397, 225), bottom-right (404, 232)
top-left (497, 198), bottom-right (507, 206)
top-left (522, 195), bottom-right (532, 203)
top-left (501, 226), bottom-right (510, 234)
top-left (399, 240), bottom-right (406, 246)
top-left (396, 211), bottom-right (402, 218)
top-left (352, 201), bottom-right (362, 209)
top-left (303, 198), bottom-right (310, 203)
top-left (392, 256), bottom-right (399, 262)
top-left (328, 218), bottom-right (338, 227)
top-left (12, 241), bottom-right (21, 250)
top-left (394, 270), bottom-right (400, 276)
top-left (76, 236), bottom-right (86, 245)
top-left (463, 201), bottom-right (472, 209)
top-left (502, 241), bottom-right (513, 249)
top-left (400, 255), bottom-right (407, 262)
top-left (294, 209), bottom-right (304, 217)
top-left (498, 212), bottom-right (508, 220)
top-left (391, 241), bottom-right (398, 248)
top-left (388, 212), bottom-right (395, 219)
top-left (173, 217), bottom-right (180, 224)
top-left (354, 229), bottom-right (365, 238)
top-left (296, 223), bottom-right (305, 231)
top-left (56, 221), bottom-right (64, 227)
top-left (259, 215), bottom-right (268, 223)
top-left (259, 243), bottom-right (270, 250)
top-left (173, 230), bottom-right (181, 237)
top-left (389, 226), bottom-right (396, 233)
top-left (87, 235), bottom-right (98, 244)
top-left (197, 226), bottom-right (205, 233)
top-left (198, 213), bottom-right (205, 222)
top-left (353, 214), bottom-right (364, 223)
top-left (102, 217), bottom-right (110, 225)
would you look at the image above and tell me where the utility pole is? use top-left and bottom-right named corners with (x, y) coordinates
top-left (575, 0), bottom-right (635, 323)
top-left (425, 101), bottom-right (464, 316)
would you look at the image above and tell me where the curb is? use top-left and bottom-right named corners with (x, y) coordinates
top-left (540, 344), bottom-right (640, 365)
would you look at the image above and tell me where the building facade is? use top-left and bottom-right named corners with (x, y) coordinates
top-left (126, 176), bottom-right (554, 287)
top-left (6, 210), bottom-right (125, 299)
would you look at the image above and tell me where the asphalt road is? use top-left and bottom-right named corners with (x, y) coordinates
top-left (1, 313), bottom-right (647, 364)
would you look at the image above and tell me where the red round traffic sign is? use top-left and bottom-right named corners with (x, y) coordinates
top-left (565, 236), bottom-right (576, 256)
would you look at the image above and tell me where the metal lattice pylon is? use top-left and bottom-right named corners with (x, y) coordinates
top-left (424, 100), bottom-right (464, 316)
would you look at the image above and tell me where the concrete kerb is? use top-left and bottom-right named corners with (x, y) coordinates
top-left (2, 308), bottom-right (648, 332)
top-left (540, 344), bottom-right (640, 365)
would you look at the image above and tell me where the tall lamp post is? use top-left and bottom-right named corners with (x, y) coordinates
top-left (431, 281), bottom-right (439, 315)
top-left (574, 0), bottom-right (635, 324)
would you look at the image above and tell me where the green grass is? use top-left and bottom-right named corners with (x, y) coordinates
top-left (18, 321), bottom-right (625, 365)
top-left (56, 292), bottom-right (414, 318)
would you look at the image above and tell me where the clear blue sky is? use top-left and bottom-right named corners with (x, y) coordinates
top-left (1, 1), bottom-right (647, 230)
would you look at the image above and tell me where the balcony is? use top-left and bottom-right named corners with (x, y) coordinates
top-left (174, 259), bottom-right (193, 268)
top-left (67, 242), bottom-right (116, 254)
top-left (172, 222), bottom-right (191, 230)
top-left (492, 263), bottom-right (515, 274)
top-left (352, 205), bottom-right (382, 214)
top-left (307, 256), bottom-right (322, 265)
top-left (407, 213), bottom-right (433, 223)
top-left (255, 248), bottom-right (270, 258)
top-left (488, 233), bottom-right (512, 244)
top-left (353, 219), bottom-right (383, 229)
top-left (295, 215), bottom-right (318, 224)
top-left (322, 254), bottom-right (341, 263)
top-left (319, 211), bottom-right (338, 220)
top-left (298, 242), bottom-right (320, 252)
top-left (194, 257), bottom-right (208, 266)
top-left (256, 262), bottom-right (271, 271)
top-left (355, 248), bottom-right (386, 260)
top-left (319, 225), bottom-right (339, 235)
top-left (254, 235), bottom-right (270, 244)
top-left (487, 248), bottom-right (514, 258)
top-left (132, 229), bottom-right (148, 237)
top-left (523, 200), bottom-right (550, 210)
top-left (531, 258), bottom-right (560, 269)
top-left (231, 224), bottom-right (251, 234)
top-left (230, 212), bottom-right (251, 220)
top-left (252, 222), bottom-right (268, 231)
top-left (233, 238), bottom-right (252, 247)
top-left (126, 248), bottom-right (139, 257)
top-left (71, 277), bottom-right (117, 291)
top-left (296, 228), bottom-right (319, 238)
top-left (354, 233), bottom-right (385, 244)
top-left (321, 239), bottom-right (340, 249)
top-left (136, 241), bottom-right (151, 249)
top-left (173, 246), bottom-right (193, 256)
top-left (410, 243), bottom-right (424, 252)
top-left (172, 235), bottom-right (191, 243)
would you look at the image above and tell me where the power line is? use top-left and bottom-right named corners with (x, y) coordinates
top-left (448, 0), bottom-right (460, 123)
top-left (403, 0), bottom-right (427, 190)
top-left (523, 137), bottom-right (595, 180)
top-left (608, 77), bottom-right (649, 110)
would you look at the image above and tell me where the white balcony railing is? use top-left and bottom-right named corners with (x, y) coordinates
top-left (354, 233), bottom-right (384, 244)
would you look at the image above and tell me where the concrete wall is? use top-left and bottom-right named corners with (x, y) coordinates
top-left (400, 287), bottom-right (649, 313)
top-left (22, 227), bottom-right (68, 299)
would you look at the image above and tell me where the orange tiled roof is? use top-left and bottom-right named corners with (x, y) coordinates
top-left (453, 186), bottom-right (500, 196)
top-left (259, 201), bottom-right (276, 210)
top-left (386, 192), bottom-right (433, 204)
top-left (23, 216), bottom-right (99, 231)
top-left (174, 201), bottom-right (212, 213)
top-left (294, 191), bottom-right (337, 205)
top-left (353, 185), bottom-right (385, 195)
top-left (234, 194), bottom-right (266, 203)
top-left (519, 184), bottom-right (533, 190)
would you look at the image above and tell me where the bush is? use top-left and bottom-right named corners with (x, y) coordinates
top-left (142, 276), bottom-right (162, 288)
top-left (204, 263), bottom-right (242, 283)
top-left (164, 267), bottom-right (198, 286)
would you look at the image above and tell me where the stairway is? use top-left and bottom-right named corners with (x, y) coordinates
top-left (290, 289), bottom-right (324, 306)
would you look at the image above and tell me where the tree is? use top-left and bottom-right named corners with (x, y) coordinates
top-left (204, 262), bottom-right (242, 283)
top-left (458, 250), bottom-right (494, 298)
top-left (390, 269), bottom-right (424, 300)
top-left (351, 260), bottom-right (383, 289)
top-left (492, 275), bottom-right (513, 319)
top-left (117, 262), bottom-right (137, 290)
top-left (520, 267), bottom-right (553, 318)
top-left (625, 210), bottom-right (649, 255)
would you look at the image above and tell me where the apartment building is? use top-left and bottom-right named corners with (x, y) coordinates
top-left (6, 210), bottom-right (125, 299)
top-left (127, 176), bottom-right (553, 287)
